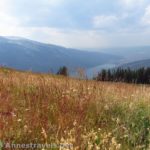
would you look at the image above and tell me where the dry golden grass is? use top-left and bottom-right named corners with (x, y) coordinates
top-left (0, 67), bottom-right (150, 150)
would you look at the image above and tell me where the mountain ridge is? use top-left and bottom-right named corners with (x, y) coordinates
top-left (0, 36), bottom-right (121, 73)
top-left (119, 59), bottom-right (150, 69)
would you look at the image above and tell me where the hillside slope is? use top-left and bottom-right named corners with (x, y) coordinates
top-left (98, 46), bottom-right (150, 62)
top-left (120, 59), bottom-right (150, 69)
top-left (0, 67), bottom-right (150, 149)
top-left (0, 36), bottom-right (121, 73)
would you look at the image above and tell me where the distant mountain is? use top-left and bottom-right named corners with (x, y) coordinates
top-left (82, 46), bottom-right (150, 78)
top-left (0, 36), bottom-right (121, 73)
top-left (90, 46), bottom-right (150, 63)
top-left (119, 59), bottom-right (150, 69)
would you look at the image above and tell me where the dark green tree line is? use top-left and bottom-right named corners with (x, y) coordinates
top-left (57, 66), bottom-right (68, 76)
top-left (95, 67), bottom-right (150, 84)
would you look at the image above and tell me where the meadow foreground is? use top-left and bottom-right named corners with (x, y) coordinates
top-left (0, 68), bottom-right (150, 150)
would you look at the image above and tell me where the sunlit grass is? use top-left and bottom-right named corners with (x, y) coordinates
top-left (0, 67), bottom-right (150, 149)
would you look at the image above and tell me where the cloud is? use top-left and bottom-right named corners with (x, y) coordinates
top-left (93, 15), bottom-right (118, 29)
top-left (0, 27), bottom-right (108, 48)
top-left (0, 12), bottom-right (20, 28)
top-left (1, 25), bottom-right (150, 49)
top-left (0, 0), bottom-right (21, 27)
top-left (45, 0), bottom-right (64, 6)
top-left (119, 0), bottom-right (146, 9)
top-left (0, 0), bottom-right (150, 49)
top-left (141, 5), bottom-right (150, 25)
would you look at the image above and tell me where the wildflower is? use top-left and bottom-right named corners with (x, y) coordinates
top-left (17, 119), bottom-right (22, 122)
top-left (11, 112), bottom-right (16, 117)
top-left (98, 128), bottom-right (101, 132)
top-left (87, 141), bottom-right (93, 149)
top-left (87, 87), bottom-right (90, 90)
top-left (41, 127), bottom-right (47, 140)
top-left (24, 125), bottom-right (28, 132)
top-left (25, 108), bottom-right (30, 111)
top-left (60, 137), bottom-right (65, 142)
top-left (116, 144), bottom-right (121, 149)
top-left (95, 145), bottom-right (100, 150)
top-left (129, 103), bottom-right (133, 109)
top-left (73, 120), bottom-right (77, 126)
top-left (111, 137), bottom-right (116, 145)
top-left (72, 89), bottom-right (77, 92)
top-left (104, 105), bottom-right (109, 110)
top-left (116, 118), bottom-right (120, 124)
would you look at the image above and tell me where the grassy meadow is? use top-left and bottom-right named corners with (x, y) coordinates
top-left (0, 67), bottom-right (150, 150)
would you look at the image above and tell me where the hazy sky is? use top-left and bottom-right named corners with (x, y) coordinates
top-left (0, 0), bottom-right (150, 49)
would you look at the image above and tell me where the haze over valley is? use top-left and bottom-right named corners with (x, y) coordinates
top-left (0, 36), bottom-right (150, 78)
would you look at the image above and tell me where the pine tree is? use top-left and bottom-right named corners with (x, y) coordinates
top-left (95, 67), bottom-right (150, 84)
top-left (57, 66), bottom-right (68, 76)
